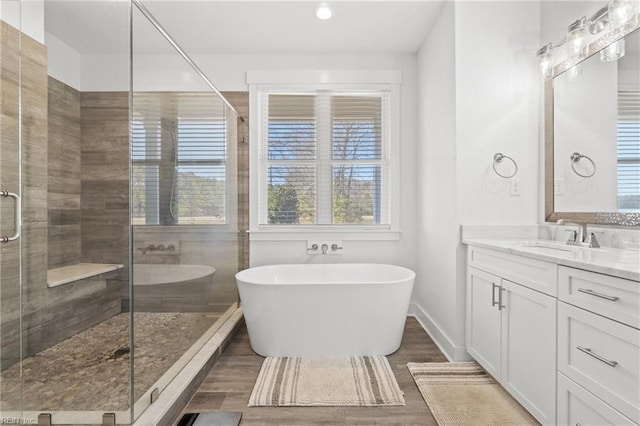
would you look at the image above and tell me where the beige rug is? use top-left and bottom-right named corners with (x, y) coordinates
top-left (407, 362), bottom-right (538, 426)
top-left (248, 356), bottom-right (405, 407)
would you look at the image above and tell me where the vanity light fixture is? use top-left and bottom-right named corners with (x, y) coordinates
top-left (536, 43), bottom-right (554, 80)
top-left (567, 17), bottom-right (588, 61)
top-left (566, 64), bottom-right (582, 81)
top-left (600, 38), bottom-right (625, 61)
top-left (314, 2), bottom-right (334, 20)
top-left (609, 0), bottom-right (639, 28)
top-left (536, 0), bottom-right (638, 78)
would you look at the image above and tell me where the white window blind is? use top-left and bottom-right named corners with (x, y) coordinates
top-left (617, 90), bottom-right (640, 213)
top-left (132, 93), bottom-right (228, 225)
top-left (262, 91), bottom-right (389, 226)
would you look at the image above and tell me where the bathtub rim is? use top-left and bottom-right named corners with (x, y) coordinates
top-left (133, 264), bottom-right (216, 286)
top-left (235, 263), bottom-right (416, 286)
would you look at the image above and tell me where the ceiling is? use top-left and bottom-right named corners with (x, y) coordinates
top-left (44, 0), bottom-right (444, 55)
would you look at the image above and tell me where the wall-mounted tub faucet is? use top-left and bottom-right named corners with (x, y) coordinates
top-left (137, 244), bottom-right (176, 254)
top-left (306, 240), bottom-right (343, 255)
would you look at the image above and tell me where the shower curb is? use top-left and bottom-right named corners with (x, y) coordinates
top-left (132, 307), bottom-right (244, 426)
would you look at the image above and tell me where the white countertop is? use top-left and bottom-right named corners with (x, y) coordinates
top-left (463, 238), bottom-right (640, 282)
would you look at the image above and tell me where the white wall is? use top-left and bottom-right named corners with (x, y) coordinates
top-left (415, 1), bottom-right (464, 360)
top-left (83, 52), bottom-right (415, 92)
top-left (415, 1), bottom-right (541, 361)
top-left (553, 57), bottom-right (618, 211)
top-left (0, 0), bottom-right (44, 44)
top-left (455, 2), bottom-right (540, 226)
top-left (45, 32), bottom-right (82, 90)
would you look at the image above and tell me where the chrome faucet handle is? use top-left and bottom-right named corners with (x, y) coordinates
top-left (331, 243), bottom-right (343, 251)
top-left (564, 229), bottom-right (578, 242)
top-left (585, 232), bottom-right (600, 248)
top-left (558, 219), bottom-right (588, 242)
top-left (311, 243), bottom-right (318, 251)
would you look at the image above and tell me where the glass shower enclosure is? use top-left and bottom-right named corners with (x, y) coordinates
top-left (0, 1), bottom-right (242, 423)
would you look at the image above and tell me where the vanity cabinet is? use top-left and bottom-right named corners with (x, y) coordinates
top-left (557, 267), bottom-right (640, 425)
top-left (466, 253), bottom-right (557, 425)
top-left (465, 243), bottom-right (640, 426)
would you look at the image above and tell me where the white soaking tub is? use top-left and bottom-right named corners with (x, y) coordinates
top-left (236, 263), bottom-right (415, 356)
top-left (133, 264), bottom-right (216, 312)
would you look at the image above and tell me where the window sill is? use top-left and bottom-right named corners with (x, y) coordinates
top-left (249, 227), bottom-right (401, 241)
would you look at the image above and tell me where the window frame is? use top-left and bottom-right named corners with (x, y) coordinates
top-left (131, 94), bottom-right (237, 228)
top-left (248, 70), bottom-right (401, 239)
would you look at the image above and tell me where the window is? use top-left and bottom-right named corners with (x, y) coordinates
top-left (132, 93), bottom-right (234, 225)
top-left (258, 90), bottom-right (391, 227)
top-left (617, 89), bottom-right (640, 212)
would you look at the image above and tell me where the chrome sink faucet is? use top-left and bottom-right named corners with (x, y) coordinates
top-left (557, 219), bottom-right (600, 248)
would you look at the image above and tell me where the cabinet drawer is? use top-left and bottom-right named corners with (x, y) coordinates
top-left (558, 302), bottom-right (640, 423)
top-left (559, 266), bottom-right (640, 329)
top-left (468, 247), bottom-right (558, 296)
top-left (557, 373), bottom-right (636, 426)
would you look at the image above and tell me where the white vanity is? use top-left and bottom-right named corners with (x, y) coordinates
top-left (463, 238), bottom-right (639, 426)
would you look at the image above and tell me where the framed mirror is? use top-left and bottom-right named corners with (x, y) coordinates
top-left (545, 20), bottom-right (640, 226)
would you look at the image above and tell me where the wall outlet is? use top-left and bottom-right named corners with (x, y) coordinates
top-left (554, 179), bottom-right (564, 196)
top-left (510, 179), bottom-right (521, 196)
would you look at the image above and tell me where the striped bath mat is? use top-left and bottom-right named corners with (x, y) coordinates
top-left (407, 362), bottom-right (538, 425)
top-left (248, 356), bottom-right (405, 407)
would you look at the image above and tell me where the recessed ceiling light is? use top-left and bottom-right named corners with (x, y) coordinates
top-left (314, 3), bottom-right (333, 20)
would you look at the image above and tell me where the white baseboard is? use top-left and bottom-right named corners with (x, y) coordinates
top-left (408, 303), bottom-right (471, 362)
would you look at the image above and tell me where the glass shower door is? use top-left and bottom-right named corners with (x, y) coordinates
top-left (0, 1), bottom-right (24, 422)
top-left (2, 1), bottom-right (132, 423)
top-left (130, 1), bottom-right (241, 421)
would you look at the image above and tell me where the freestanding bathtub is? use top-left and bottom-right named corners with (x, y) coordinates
top-left (236, 263), bottom-right (415, 356)
top-left (133, 264), bottom-right (216, 312)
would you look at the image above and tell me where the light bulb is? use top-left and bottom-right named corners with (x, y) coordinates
top-left (536, 43), bottom-right (554, 80)
top-left (567, 64), bottom-right (582, 81)
top-left (314, 3), bottom-right (333, 20)
top-left (600, 39), bottom-right (626, 61)
top-left (567, 17), bottom-right (588, 61)
top-left (609, 0), bottom-right (639, 28)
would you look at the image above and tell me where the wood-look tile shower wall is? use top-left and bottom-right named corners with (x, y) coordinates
top-left (0, 20), bottom-right (248, 368)
top-left (0, 23), bottom-right (122, 370)
top-left (1, 21), bottom-right (49, 369)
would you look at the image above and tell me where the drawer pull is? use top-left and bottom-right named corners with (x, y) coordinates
top-left (492, 283), bottom-right (499, 307)
top-left (577, 346), bottom-right (618, 367)
top-left (577, 288), bottom-right (619, 302)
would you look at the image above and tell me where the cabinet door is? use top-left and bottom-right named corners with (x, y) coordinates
top-left (466, 267), bottom-right (501, 378)
top-left (501, 280), bottom-right (557, 425)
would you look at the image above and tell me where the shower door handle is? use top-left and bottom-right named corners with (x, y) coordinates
top-left (1, 190), bottom-right (21, 243)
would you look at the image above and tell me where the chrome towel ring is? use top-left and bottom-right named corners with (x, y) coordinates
top-left (570, 152), bottom-right (596, 178)
top-left (493, 153), bottom-right (518, 178)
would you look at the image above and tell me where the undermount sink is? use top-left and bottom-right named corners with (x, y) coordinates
top-left (520, 241), bottom-right (575, 252)
top-left (520, 241), bottom-right (606, 253)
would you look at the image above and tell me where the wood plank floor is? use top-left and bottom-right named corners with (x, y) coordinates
top-left (179, 317), bottom-right (448, 425)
